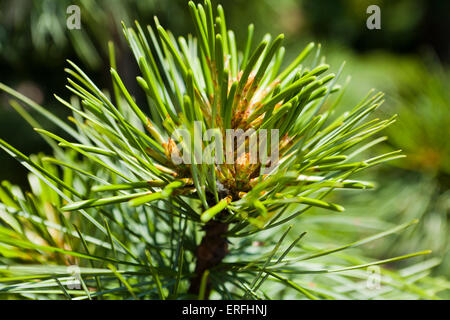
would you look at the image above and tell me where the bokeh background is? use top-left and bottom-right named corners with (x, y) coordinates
top-left (0, 0), bottom-right (449, 287)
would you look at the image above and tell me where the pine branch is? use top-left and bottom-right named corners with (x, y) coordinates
top-left (0, 0), bottom-right (445, 300)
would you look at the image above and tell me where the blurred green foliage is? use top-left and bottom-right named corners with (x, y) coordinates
top-left (0, 0), bottom-right (448, 286)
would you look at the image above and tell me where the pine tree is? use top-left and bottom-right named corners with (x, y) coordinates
top-left (0, 1), bottom-right (445, 300)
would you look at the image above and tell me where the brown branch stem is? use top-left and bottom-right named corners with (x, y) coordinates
top-left (188, 220), bottom-right (229, 298)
